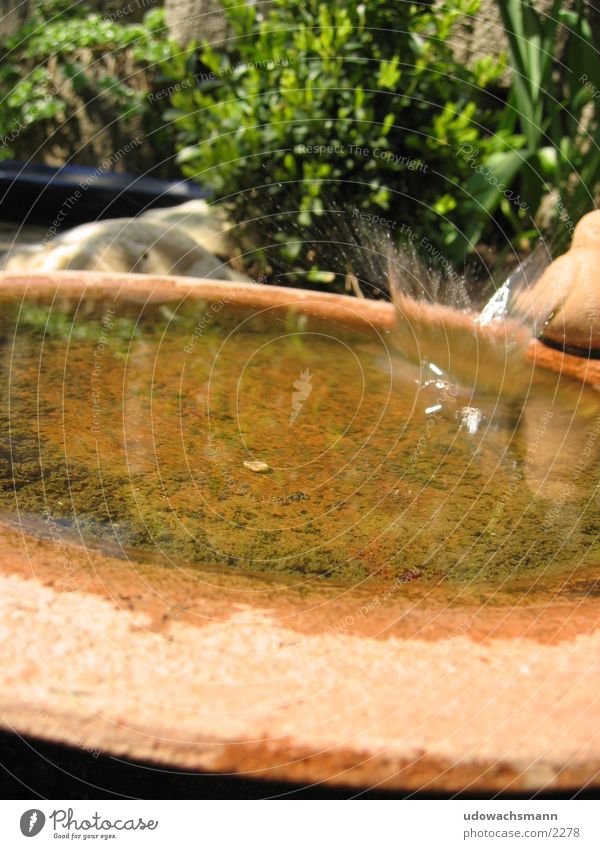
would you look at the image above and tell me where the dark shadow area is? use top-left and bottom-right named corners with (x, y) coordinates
top-left (0, 731), bottom-right (598, 800)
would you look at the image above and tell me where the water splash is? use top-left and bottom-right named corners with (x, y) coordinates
top-left (247, 203), bottom-right (553, 427)
top-left (387, 241), bottom-right (552, 416)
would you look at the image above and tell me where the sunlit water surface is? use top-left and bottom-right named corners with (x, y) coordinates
top-left (1, 293), bottom-right (599, 586)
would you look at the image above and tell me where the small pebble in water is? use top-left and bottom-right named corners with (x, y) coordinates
top-left (243, 460), bottom-right (270, 473)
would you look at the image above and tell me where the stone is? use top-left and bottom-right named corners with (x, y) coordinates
top-left (141, 200), bottom-right (233, 258)
top-left (0, 212), bottom-right (248, 282)
top-left (515, 210), bottom-right (600, 353)
top-left (243, 460), bottom-right (270, 473)
top-left (572, 209), bottom-right (600, 250)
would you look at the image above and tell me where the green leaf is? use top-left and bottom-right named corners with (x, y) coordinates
top-left (306, 269), bottom-right (336, 284)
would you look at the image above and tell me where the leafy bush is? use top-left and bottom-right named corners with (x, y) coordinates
top-left (480, 0), bottom-right (600, 255)
top-left (0, 0), bottom-right (178, 175)
top-left (167, 0), bottom-right (514, 286)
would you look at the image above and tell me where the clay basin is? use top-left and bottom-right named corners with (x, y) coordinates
top-left (1, 270), bottom-right (600, 794)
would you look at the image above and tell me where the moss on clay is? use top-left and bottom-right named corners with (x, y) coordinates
top-left (1, 296), bottom-right (600, 585)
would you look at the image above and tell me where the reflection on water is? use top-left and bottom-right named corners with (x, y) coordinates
top-left (388, 243), bottom-right (551, 407)
top-left (0, 293), bottom-right (599, 585)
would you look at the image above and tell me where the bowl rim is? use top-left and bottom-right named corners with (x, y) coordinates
top-left (0, 269), bottom-right (596, 387)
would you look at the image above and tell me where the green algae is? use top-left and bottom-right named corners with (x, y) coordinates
top-left (1, 293), bottom-right (600, 585)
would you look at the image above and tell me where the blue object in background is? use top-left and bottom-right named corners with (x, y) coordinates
top-left (0, 161), bottom-right (206, 226)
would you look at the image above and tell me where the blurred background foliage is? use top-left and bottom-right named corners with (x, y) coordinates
top-left (0, 0), bottom-right (599, 291)
top-left (169, 0), bottom-right (509, 276)
top-left (0, 0), bottom-right (179, 176)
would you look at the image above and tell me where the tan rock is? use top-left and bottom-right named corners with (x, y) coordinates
top-left (515, 210), bottom-right (600, 352)
top-left (243, 459), bottom-right (270, 473)
top-left (140, 199), bottom-right (233, 258)
top-left (0, 215), bottom-right (248, 282)
top-left (572, 208), bottom-right (600, 250)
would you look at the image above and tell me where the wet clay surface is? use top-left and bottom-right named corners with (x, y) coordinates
top-left (2, 290), bottom-right (600, 589)
top-left (1, 274), bottom-right (599, 793)
top-left (2, 537), bottom-right (600, 793)
top-left (2, 521), bottom-right (600, 646)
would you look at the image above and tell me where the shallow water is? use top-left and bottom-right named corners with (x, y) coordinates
top-left (1, 292), bottom-right (600, 586)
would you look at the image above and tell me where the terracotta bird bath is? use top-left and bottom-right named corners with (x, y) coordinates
top-left (0, 269), bottom-right (599, 794)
